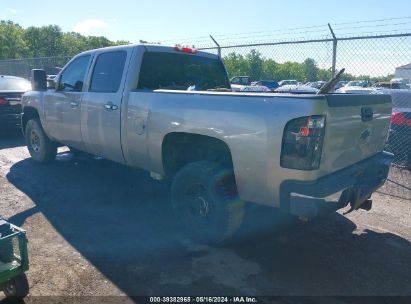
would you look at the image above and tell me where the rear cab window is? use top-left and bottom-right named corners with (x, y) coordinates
top-left (90, 51), bottom-right (127, 93)
top-left (137, 52), bottom-right (230, 91)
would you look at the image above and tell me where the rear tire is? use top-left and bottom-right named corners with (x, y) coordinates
top-left (25, 119), bottom-right (57, 163)
top-left (3, 274), bottom-right (29, 298)
top-left (171, 161), bottom-right (244, 244)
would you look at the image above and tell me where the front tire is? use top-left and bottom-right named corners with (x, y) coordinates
top-left (25, 119), bottom-right (57, 163)
top-left (171, 161), bottom-right (244, 244)
top-left (3, 274), bottom-right (29, 298)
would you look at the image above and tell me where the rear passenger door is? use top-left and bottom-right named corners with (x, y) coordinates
top-left (81, 50), bottom-right (129, 163)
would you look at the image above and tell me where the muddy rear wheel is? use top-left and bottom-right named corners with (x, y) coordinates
top-left (171, 161), bottom-right (244, 244)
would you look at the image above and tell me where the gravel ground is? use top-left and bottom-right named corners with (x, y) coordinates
top-left (0, 131), bottom-right (410, 301)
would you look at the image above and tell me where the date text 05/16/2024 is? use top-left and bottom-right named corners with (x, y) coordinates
top-left (149, 297), bottom-right (258, 303)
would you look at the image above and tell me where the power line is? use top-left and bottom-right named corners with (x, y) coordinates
top-left (334, 21), bottom-right (411, 31)
top-left (160, 16), bottom-right (411, 46)
top-left (332, 16), bottom-right (411, 26)
top-left (336, 28), bottom-right (411, 38)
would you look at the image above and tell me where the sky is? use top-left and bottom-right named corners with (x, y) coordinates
top-left (1, 0), bottom-right (411, 44)
top-left (1, 0), bottom-right (410, 76)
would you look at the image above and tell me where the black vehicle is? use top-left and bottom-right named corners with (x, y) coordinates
top-left (0, 76), bottom-right (31, 130)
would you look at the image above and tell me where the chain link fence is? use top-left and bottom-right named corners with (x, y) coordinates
top-left (195, 32), bottom-right (411, 199)
top-left (0, 31), bottom-right (410, 195)
top-left (195, 33), bottom-right (411, 170)
top-left (0, 56), bottom-right (71, 79)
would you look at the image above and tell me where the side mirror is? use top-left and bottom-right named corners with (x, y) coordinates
top-left (30, 69), bottom-right (47, 91)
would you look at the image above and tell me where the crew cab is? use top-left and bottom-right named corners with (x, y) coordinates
top-left (21, 44), bottom-right (393, 243)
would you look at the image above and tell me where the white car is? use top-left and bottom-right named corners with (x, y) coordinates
top-left (278, 79), bottom-right (298, 87)
top-left (336, 86), bottom-right (375, 94)
top-left (275, 84), bottom-right (319, 93)
top-left (240, 85), bottom-right (270, 92)
top-left (230, 76), bottom-right (252, 92)
top-left (335, 80), bottom-right (375, 94)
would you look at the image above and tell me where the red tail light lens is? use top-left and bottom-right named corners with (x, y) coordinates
top-left (174, 46), bottom-right (197, 54)
top-left (391, 112), bottom-right (411, 126)
top-left (281, 115), bottom-right (326, 170)
top-left (0, 97), bottom-right (8, 105)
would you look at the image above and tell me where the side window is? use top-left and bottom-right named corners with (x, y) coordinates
top-left (90, 51), bottom-right (127, 93)
top-left (59, 55), bottom-right (91, 92)
top-left (231, 77), bottom-right (240, 85)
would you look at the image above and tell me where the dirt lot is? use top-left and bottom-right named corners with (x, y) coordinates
top-left (0, 131), bottom-right (411, 301)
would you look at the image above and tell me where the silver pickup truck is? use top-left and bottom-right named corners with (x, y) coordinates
top-left (22, 44), bottom-right (393, 243)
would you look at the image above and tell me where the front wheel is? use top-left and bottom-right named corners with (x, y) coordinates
top-left (25, 119), bottom-right (57, 163)
top-left (3, 274), bottom-right (29, 298)
top-left (171, 161), bottom-right (245, 244)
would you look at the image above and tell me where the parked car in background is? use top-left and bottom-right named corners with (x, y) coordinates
top-left (274, 84), bottom-right (319, 93)
top-left (240, 85), bottom-right (270, 92)
top-left (251, 80), bottom-right (279, 91)
top-left (278, 79), bottom-right (298, 87)
top-left (46, 75), bottom-right (57, 89)
top-left (335, 80), bottom-right (375, 94)
top-left (373, 82), bottom-right (408, 90)
top-left (334, 81), bottom-right (348, 90)
top-left (230, 76), bottom-right (252, 91)
top-left (384, 89), bottom-right (411, 166)
top-left (307, 81), bottom-right (326, 90)
top-left (0, 75), bottom-right (31, 130)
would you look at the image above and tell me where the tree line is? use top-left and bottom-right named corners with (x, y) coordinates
top-left (223, 50), bottom-right (393, 82)
top-left (0, 20), bottom-right (130, 59)
top-left (1, 20), bottom-right (393, 82)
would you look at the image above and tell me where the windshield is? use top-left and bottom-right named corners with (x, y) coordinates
top-left (347, 81), bottom-right (366, 87)
top-left (137, 52), bottom-right (230, 91)
top-left (0, 77), bottom-right (31, 91)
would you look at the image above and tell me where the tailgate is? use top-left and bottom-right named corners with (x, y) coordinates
top-left (319, 94), bottom-right (392, 175)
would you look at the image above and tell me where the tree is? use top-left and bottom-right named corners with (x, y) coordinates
top-left (262, 59), bottom-right (279, 80)
top-left (85, 36), bottom-right (114, 50)
top-left (61, 32), bottom-right (88, 56)
top-left (0, 20), bottom-right (28, 59)
top-left (303, 58), bottom-right (318, 82)
top-left (114, 40), bottom-right (132, 46)
top-left (246, 49), bottom-right (263, 80)
top-left (223, 52), bottom-right (249, 78)
top-left (24, 25), bottom-right (63, 57)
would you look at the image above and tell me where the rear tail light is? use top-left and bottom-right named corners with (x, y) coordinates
top-left (281, 115), bottom-right (326, 170)
top-left (0, 97), bottom-right (8, 105)
top-left (391, 112), bottom-right (411, 126)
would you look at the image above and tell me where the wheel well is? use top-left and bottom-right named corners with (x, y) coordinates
top-left (22, 107), bottom-right (40, 134)
top-left (162, 132), bottom-right (234, 177)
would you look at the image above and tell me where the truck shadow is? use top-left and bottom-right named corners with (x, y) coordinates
top-left (5, 154), bottom-right (411, 297)
top-left (0, 130), bottom-right (25, 150)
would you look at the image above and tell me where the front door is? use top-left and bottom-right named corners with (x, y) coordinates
top-left (44, 54), bottom-right (92, 150)
top-left (81, 50), bottom-right (129, 163)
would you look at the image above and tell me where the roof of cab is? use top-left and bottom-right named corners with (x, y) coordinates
top-left (77, 43), bottom-right (219, 60)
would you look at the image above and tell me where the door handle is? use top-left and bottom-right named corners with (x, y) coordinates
top-left (69, 101), bottom-right (79, 108)
top-left (104, 102), bottom-right (118, 111)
